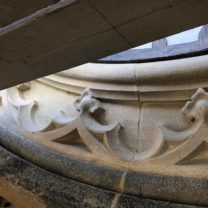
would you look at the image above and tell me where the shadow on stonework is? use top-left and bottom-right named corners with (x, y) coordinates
top-left (0, 196), bottom-right (15, 208)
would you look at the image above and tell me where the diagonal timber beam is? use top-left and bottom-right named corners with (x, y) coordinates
top-left (0, 0), bottom-right (208, 89)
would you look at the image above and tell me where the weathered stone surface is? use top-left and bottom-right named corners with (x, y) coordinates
top-left (0, 146), bottom-right (115, 208)
top-left (0, 125), bottom-right (124, 192)
top-left (124, 171), bottom-right (208, 206)
top-left (117, 195), bottom-right (201, 208)
top-left (0, 126), bottom-right (207, 206)
top-left (0, 146), bottom-right (205, 208)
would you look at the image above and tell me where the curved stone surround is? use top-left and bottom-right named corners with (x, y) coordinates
top-left (0, 55), bottom-right (208, 207)
top-left (40, 54), bottom-right (208, 101)
top-left (0, 145), bottom-right (204, 208)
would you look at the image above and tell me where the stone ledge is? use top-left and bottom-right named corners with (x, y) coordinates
top-left (0, 145), bottom-right (205, 208)
top-left (0, 126), bottom-right (207, 206)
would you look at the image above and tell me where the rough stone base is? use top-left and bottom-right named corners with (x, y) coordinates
top-left (0, 146), bottom-right (205, 208)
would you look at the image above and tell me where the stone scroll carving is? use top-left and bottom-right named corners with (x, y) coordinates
top-left (0, 86), bottom-right (119, 156)
top-left (48, 88), bottom-right (119, 155)
top-left (0, 85), bottom-right (207, 165)
top-left (0, 83), bottom-right (56, 132)
top-left (152, 88), bottom-right (208, 164)
top-left (112, 88), bottom-right (207, 165)
top-left (100, 88), bottom-right (208, 165)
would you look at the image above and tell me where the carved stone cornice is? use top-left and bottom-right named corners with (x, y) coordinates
top-left (0, 55), bottom-right (208, 206)
top-left (40, 54), bottom-right (208, 101)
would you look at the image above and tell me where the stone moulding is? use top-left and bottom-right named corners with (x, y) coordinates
top-left (0, 54), bottom-right (208, 206)
top-left (40, 54), bottom-right (208, 101)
